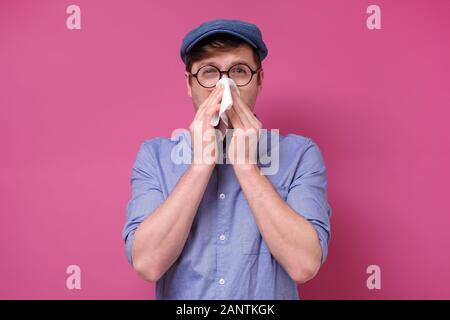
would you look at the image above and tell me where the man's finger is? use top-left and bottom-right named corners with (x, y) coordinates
top-left (198, 86), bottom-right (222, 114)
top-left (231, 89), bottom-right (259, 128)
top-left (208, 86), bottom-right (224, 109)
top-left (226, 107), bottom-right (244, 129)
top-left (196, 87), bottom-right (223, 120)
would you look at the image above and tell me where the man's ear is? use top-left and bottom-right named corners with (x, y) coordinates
top-left (185, 72), bottom-right (192, 98)
top-left (257, 69), bottom-right (264, 94)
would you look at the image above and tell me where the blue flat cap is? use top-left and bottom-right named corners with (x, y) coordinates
top-left (180, 19), bottom-right (268, 64)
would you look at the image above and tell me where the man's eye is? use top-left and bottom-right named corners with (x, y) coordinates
top-left (201, 67), bottom-right (217, 75)
top-left (232, 66), bottom-right (249, 75)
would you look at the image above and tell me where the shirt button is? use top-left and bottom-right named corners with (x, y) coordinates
top-left (219, 234), bottom-right (226, 241)
top-left (219, 193), bottom-right (226, 200)
top-left (219, 278), bottom-right (225, 285)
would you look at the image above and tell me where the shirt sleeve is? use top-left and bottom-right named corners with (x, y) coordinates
top-left (122, 140), bottom-right (165, 266)
top-left (285, 138), bottom-right (332, 264)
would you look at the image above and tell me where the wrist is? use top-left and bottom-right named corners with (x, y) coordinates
top-left (189, 163), bottom-right (215, 175)
top-left (232, 163), bottom-right (260, 176)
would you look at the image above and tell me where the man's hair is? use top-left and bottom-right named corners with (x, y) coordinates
top-left (185, 33), bottom-right (262, 75)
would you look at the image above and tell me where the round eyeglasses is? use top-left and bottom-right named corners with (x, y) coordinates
top-left (189, 63), bottom-right (261, 88)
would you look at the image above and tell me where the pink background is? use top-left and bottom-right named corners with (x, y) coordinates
top-left (1, 0), bottom-right (449, 299)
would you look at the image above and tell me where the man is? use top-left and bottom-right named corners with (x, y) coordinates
top-left (122, 19), bottom-right (331, 299)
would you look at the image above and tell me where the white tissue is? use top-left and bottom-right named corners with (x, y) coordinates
top-left (210, 77), bottom-right (240, 127)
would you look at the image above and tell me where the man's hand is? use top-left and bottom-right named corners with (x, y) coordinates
top-left (225, 87), bottom-right (262, 170)
top-left (189, 86), bottom-right (223, 169)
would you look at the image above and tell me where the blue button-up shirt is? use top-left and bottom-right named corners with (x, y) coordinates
top-left (122, 129), bottom-right (331, 299)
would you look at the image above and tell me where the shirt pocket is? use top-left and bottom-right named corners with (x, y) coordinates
top-left (240, 185), bottom-right (289, 255)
